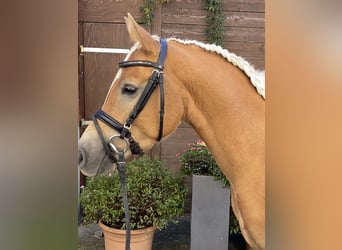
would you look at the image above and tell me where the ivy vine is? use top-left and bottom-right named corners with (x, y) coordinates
top-left (140, 0), bottom-right (225, 46)
top-left (205, 0), bottom-right (225, 46)
top-left (140, 0), bottom-right (169, 26)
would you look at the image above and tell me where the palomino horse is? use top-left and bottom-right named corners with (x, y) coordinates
top-left (78, 14), bottom-right (265, 249)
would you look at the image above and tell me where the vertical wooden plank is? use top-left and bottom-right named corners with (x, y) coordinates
top-left (79, 0), bottom-right (145, 23)
top-left (151, 5), bottom-right (162, 36)
top-left (83, 23), bottom-right (132, 48)
top-left (83, 53), bottom-right (123, 119)
top-left (82, 23), bottom-right (131, 119)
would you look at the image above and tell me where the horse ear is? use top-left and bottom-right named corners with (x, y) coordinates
top-left (125, 13), bottom-right (159, 55)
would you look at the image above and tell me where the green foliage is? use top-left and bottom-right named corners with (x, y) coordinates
top-left (140, 0), bottom-right (169, 26)
top-left (80, 156), bottom-right (187, 231)
top-left (140, 0), bottom-right (224, 45)
top-left (205, 0), bottom-right (225, 46)
top-left (229, 209), bottom-right (242, 235)
top-left (179, 140), bottom-right (229, 187)
top-left (140, 0), bottom-right (155, 26)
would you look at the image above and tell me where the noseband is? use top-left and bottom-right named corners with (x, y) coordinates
top-left (92, 39), bottom-right (167, 161)
top-left (90, 39), bottom-right (167, 250)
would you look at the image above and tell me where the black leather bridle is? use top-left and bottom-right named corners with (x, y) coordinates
top-left (91, 39), bottom-right (168, 250)
top-left (92, 39), bottom-right (168, 161)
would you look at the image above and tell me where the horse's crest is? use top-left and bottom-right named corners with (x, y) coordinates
top-left (168, 38), bottom-right (265, 99)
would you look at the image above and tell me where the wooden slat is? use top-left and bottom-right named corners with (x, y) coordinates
top-left (162, 9), bottom-right (264, 28)
top-left (160, 128), bottom-right (201, 160)
top-left (83, 23), bottom-right (132, 48)
top-left (224, 41), bottom-right (264, 59)
top-left (165, 127), bottom-right (200, 142)
top-left (151, 5), bottom-right (162, 35)
top-left (159, 126), bottom-right (201, 169)
top-left (224, 26), bottom-right (264, 42)
top-left (179, 122), bottom-right (192, 128)
top-left (162, 0), bottom-right (264, 13)
top-left (224, 11), bottom-right (264, 27)
top-left (225, 0), bottom-right (264, 12)
top-left (82, 22), bottom-right (133, 119)
top-left (162, 8), bottom-right (206, 26)
top-left (162, 24), bottom-right (264, 43)
top-left (83, 53), bottom-right (124, 119)
top-left (245, 58), bottom-right (264, 70)
top-left (162, 24), bottom-right (207, 41)
top-left (161, 141), bottom-right (194, 157)
top-left (163, 0), bottom-right (206, 10)
top-left (79, 0), bottom-right (145, 23)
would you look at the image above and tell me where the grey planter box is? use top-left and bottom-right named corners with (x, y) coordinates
top-left (191, 175), bottom-right (231, 250)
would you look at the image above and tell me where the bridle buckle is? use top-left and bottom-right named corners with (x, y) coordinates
top-left (123, 122), bottom-right (132, 130)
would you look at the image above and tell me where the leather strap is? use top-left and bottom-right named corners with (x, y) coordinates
top-left (94, 109), bottom-right (127, 136)
top-left (117, 151), bottom-right (130, 250)
top-left (92, 38), bottom-right (168, 250)
top-left (92, 114), bottom-right (117, 163)
top-left (118, 60), bottom-right (162, 70)
top-left (92, 39), bottom-right (168, 156)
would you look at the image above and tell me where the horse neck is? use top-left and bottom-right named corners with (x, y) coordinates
top-left (168, 42), bottom-right (265, 182)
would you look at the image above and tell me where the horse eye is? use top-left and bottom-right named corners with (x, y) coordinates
top-left (121, 84), bottom-right (138, 95)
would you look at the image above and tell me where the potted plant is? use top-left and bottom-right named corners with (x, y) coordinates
top-left (179, 140), bottom-right (229, 186)
top-left (80, 156), bottom-right (187, 250)
top-left (179, 140), bottom-right (241, 249)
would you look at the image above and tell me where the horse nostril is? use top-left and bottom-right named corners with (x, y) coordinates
top-left (78, 151), bottom-right (83, 162)
top-left (78, 149), bottom-right (85, 167)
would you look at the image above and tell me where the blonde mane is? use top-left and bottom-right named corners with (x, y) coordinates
top-left (168, 38), bottom-right (265, 99)
top-left (107, 37), bottom-right (265, 102)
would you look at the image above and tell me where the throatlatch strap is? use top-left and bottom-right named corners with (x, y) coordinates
top-left (156, 39), bottom-right (167, 141)
top-left (157, 72), bottom-right (165, 141)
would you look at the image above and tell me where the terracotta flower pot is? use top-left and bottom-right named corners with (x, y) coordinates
top-left (98, 219), bottom-right (156, 250)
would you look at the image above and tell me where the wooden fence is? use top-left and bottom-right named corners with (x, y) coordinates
top-left (79, 0), bottom-right (264, 171)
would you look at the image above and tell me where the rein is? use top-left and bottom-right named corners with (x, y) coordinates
top-left (92, 39), bottom-right (168, 250)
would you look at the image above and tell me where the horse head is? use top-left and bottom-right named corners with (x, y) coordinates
top-left (78, 14), bottom-right (184, 176)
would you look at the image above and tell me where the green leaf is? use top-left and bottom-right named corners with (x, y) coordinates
top-left (80, 156), bottom-right (187, 230)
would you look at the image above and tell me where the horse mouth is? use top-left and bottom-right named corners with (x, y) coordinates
top-left (96, 152), bottom-right (112, 175)
top-left (79, 147), bottom-right (117, 177)
top-left (78, 149), bottom-right (86, 169)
